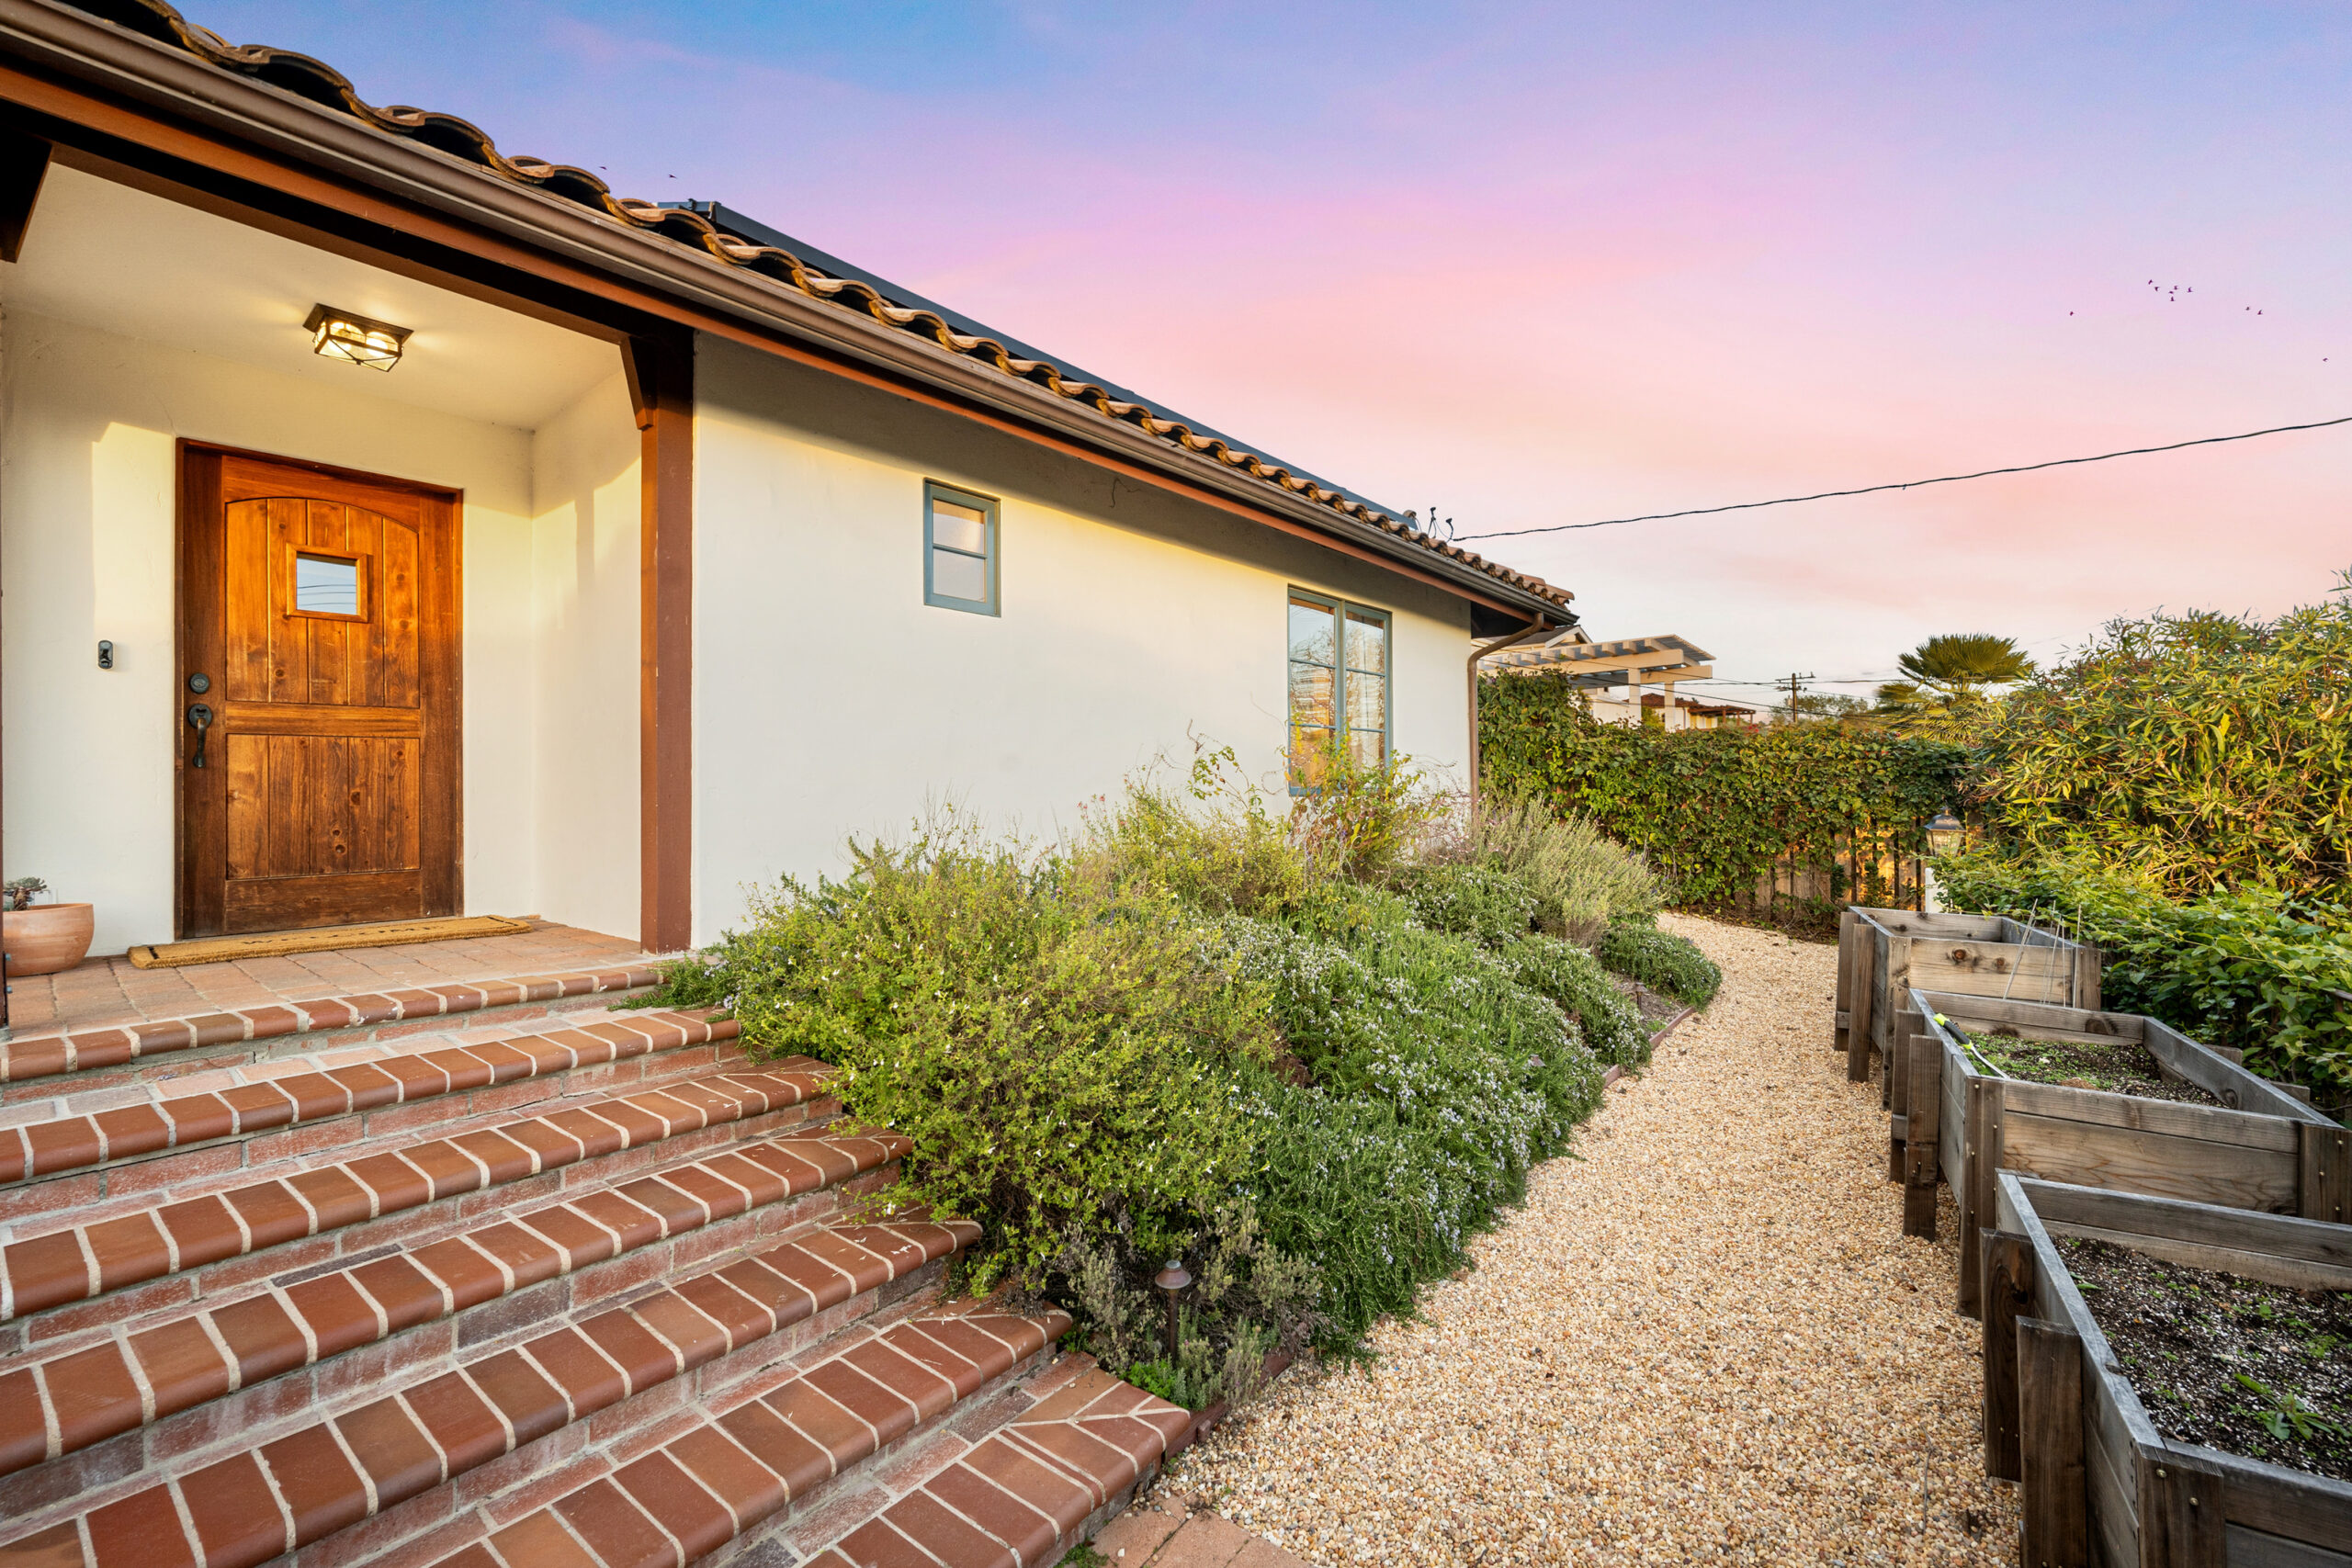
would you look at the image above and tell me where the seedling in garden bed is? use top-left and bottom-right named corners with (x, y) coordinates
top-left (1954, 1024), bottom-right (2224, 1106)
top-left (2064, 1236), bottom-right (2352, 1482)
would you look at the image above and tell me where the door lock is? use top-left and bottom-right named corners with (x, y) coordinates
top-left (187, 703), bottom-right (214, 770)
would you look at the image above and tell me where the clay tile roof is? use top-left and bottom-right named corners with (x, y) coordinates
top-left (60, 0), bottom-right (1572, 612)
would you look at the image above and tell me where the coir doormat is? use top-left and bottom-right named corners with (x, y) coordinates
top-left (127, 915), bottom-right (534, 969)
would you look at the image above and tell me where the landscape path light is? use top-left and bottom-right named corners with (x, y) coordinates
top-left (1153, 1258), bottom-right (1192, 1360)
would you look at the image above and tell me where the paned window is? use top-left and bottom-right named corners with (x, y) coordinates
top-left (1287, 590), bottom-right (1390, 786)
top-left (924, 481), bottom-right (999, 615)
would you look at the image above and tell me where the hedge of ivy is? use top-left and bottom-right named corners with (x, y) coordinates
top-left (1478, 671), bottom-right (1965, 917)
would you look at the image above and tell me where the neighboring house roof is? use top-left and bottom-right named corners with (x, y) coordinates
top-left (1483, 632), bottom-right (1713, 683)
top-left (53, 0), bottom-right (1573, 614)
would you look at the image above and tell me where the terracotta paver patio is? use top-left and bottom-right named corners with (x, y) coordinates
top-left (4, 919), bottom-right (650, 1040)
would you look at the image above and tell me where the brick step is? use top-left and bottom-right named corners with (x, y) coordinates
top-left (0, 1122), bottom-right (909, 1483)
top-left (0, 1006), bottom-right (741, 1192)
top-left (0, 964), bottom-right (669, 1105)
top-left (413, 1302), bottom-right (1123, 1568)
top-left (787, 1359), bottom-right (1188, 1568)
top-left (0, 1213), bottom-right (980, 1568)
top-left (0, 1061), bottom-right (833, 1325)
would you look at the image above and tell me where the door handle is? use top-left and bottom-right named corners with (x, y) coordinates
top-left (187, 703), bottom-right (214, 770)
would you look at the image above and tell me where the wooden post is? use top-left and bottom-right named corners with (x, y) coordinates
top-left (2300, 1122), bottom-right (2351, 1224)
top-left (2135, 1450), bottom-right (2225, 1568)
top-left (628, 333), bottom-right (695, 955)
top-left (1848, 925), bottom-right (1878, 1083)
top-left (1835, 908), bottom-right (1855, 1055)
top-left (1902, 1015), bottom-right (1942, 1238)
top-left (1981, 1230), bottom-right (2033, 1478)
top-left (1959, 1078), bottom-right (1996, 1318)
top-left (2017, 1315), bottom-right (2088, 1568)
top-left (2075, 944), bottom-right (2102, 1014)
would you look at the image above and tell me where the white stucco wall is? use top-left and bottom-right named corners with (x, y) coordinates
top-left (0, 310), bottom-right (542, 953)
top-left (690, 335), bottom-right (1472, 942)
top-left (528, 373), bottom-right (641, 940)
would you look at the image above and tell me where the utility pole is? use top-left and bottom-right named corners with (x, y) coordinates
top-left (1782, 671), bottom-right (1814, 722)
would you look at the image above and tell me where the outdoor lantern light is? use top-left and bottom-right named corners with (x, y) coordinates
top-left (1925, 811), bottom-right (1964, 856)
top-left (1153, 1258), bottom-right (1192, 1359)
top-left (305, 303), bottom-right (411, 371)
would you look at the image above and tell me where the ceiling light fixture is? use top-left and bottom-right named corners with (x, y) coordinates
top-left (304, 303), bottom-right (411, 371)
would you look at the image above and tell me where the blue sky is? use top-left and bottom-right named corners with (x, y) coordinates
top-left (198, 1), bottom-right (2352, 696)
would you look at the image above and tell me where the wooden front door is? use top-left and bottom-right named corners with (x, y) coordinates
top-left (177, 445), bottom-right (461, 936)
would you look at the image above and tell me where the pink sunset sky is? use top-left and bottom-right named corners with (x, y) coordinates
top-left (209, 1), bottom-right (2352, 703)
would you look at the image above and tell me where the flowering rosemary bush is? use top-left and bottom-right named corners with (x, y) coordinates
top-left (650, 761), bottom-right (1654, 1381)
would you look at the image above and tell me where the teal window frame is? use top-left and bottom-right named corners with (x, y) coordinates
top-left (1286, 588), bottom-right (1393, 791)
top-left (923, 480), bottom-right (1000, 615)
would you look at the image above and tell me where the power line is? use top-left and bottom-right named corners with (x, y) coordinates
top-left (1455, 414), bottom-right (2352, 541)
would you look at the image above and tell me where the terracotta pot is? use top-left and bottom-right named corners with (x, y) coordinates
top-left (4, 903), bottom-right (96, 977)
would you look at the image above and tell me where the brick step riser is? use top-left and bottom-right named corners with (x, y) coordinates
top-left (293, 1267), bottom-right (967, 1568)
top-left (386, 1298), bottom-right (1068, 1568)
top-left (0, 1025), bottom-right (752, 1218)
top-left (0, 1168), bottom-right (911, 1533)
top-left (0, 983), bottom-right (666, 1108)
top-left (0, 1057), bottom-right (809, 1255)
top-left (4, 1092), bottom-right (842, 1351)
top-left (713, 1345), bottom-right (1072, 1568)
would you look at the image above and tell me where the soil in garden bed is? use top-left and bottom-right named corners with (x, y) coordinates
top-left (2064, 1238), bottom-right (2352, 1482)
top-left (1962, 1030), bottom-right (2224, 1106)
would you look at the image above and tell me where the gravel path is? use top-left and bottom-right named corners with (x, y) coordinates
top-left (1158, 913), bottom-right (2018, 1566)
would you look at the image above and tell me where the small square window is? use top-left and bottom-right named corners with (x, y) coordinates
top-left (924, 482), bottom-right (999, 615)
top-left (283, 547), bottom-right (369, 622)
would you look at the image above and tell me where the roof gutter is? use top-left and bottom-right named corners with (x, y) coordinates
top-left (0, 0), bottom-right (1565, 625)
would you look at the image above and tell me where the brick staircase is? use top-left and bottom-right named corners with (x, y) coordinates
top-left (0, 977), bottom-right (1191, 1568)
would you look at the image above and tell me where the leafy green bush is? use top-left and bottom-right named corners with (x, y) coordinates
top-left (1480, 671), bottom-right (1964, 920)
top-left (1081, 751), bottom-right (1309, 920)
top-left (680, 825), bottom-right (1276, 1282)
top-left (650, 769), bottom-right (1616, 1384)
top-left (1056, 1198), bottom-right (1316, 1412)
top-left (1500, 934), bottom-right (1653, 1066)
top-left (1396, 863), bottom-right (1538, 947)
top-left (1469, 795), bottom-right (1666, 941)
top-left (1220, 918), bottom-right (1603, 1347)
top-left (1937, 852), bottom-right (2351, 1104)
top-left (1969, 581), bottom-right (2352, 898)
top-left (1597, 919), bottom-right (1723, 1008)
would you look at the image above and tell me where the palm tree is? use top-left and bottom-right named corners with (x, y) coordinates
top-left (1875, 634), bottom-right (2035, 736)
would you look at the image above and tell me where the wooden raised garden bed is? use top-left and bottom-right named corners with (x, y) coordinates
top-left (1896, 987), bottom-right (2347, 1317)
top-left (1983, 1174), bottom-right (2352, 1566)
top-left (1835, 906), bottom-right (2101, 1087)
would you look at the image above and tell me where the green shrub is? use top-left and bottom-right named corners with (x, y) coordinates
top-left (672, 825), bottom-right (1276, 1283)
top-left (1396, 863), bottom-right (1538, 947)
top-left (1055, 1198), bottom-right (1316, 1412)
top-left (1288, 738), bottom-right (1448, 884)
top-left (1597, 919), bottom-right (1723, 1007)
top-left (1221, 918), bottom-right (1603, 1348)
top-left (1938, 852), bottom-right (2352, 1103)
top-left (1970, 580), bottom-right (2352, 898)
top-left (1500, 935), bottom-right (1652, 1066)
top-left (1479, 671), bottom-right (1964, 921)
top-left (650, 775), bottom-right (1616, 1380)
top-left (1082, 750), bottom-right (1310, 920)
top-left (1471, 795), bottom-right (1666, 941)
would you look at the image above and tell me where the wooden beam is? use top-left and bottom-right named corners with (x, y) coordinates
top-left (0, 120), bottom-right (44, 262)
top-left (631, 333), bottom-right (694, 953)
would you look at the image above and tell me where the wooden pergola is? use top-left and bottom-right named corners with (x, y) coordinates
top-left (1482, 632), bottom-right (1718, 724)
